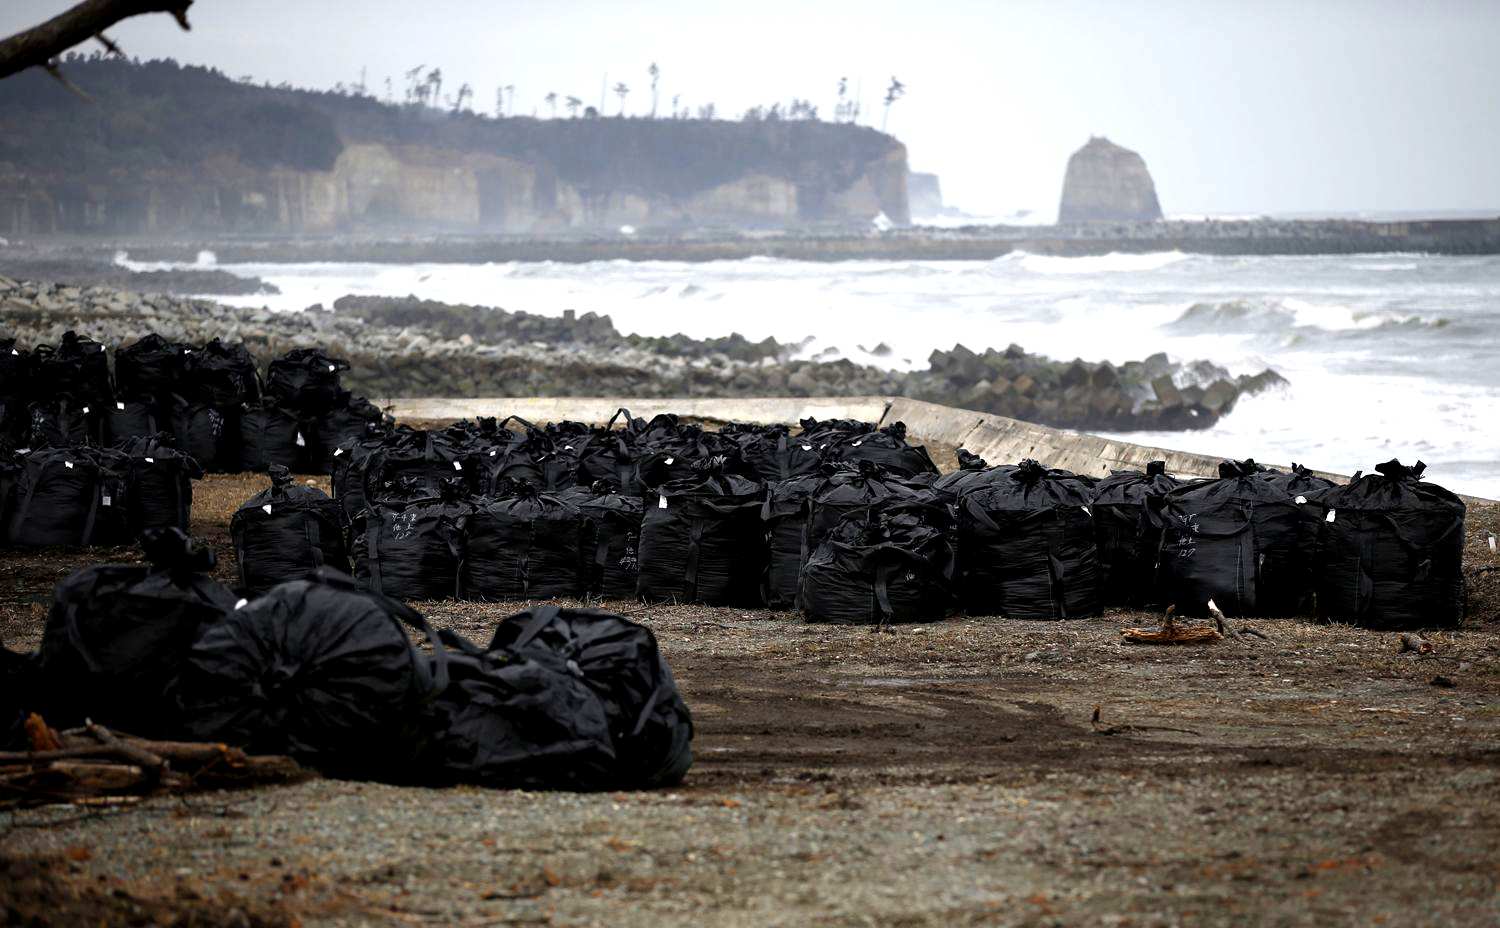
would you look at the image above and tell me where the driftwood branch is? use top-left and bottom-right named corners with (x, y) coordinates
top-left (0, 0), bottom-right (194, 82)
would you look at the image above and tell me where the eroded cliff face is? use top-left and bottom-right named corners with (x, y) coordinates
top-left (0, 139), bottom-right (906, 236)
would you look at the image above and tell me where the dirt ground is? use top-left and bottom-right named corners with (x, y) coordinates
top-left (3, 468), bottom-right (1499, 927)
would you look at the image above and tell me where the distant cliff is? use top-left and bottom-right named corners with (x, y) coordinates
top-left (0, 59), bottom-right (909, 236)
top-left (1058, 137), bottom-right (1163, 224)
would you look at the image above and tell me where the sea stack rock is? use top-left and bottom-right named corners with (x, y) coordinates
top-left (1057, 137), bottom-right (1163, 223)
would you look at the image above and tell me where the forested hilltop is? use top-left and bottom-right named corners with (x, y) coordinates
top-left (0, 57), bottom-right (909, 236)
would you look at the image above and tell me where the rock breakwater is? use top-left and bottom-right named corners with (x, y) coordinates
top-left (0, 280), bottom-right (1284, 432)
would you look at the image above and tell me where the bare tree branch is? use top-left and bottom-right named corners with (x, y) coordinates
top-left (0, 0), bottom-right (193, 82)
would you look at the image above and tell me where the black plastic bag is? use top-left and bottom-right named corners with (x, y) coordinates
top-left (957, 460), bottom-right (1101, 619)
top-left (636, 458), bottom-right (764, 606)
top-left (807, 462), bottom-right (924, 555)
top-left (37, 529), bottom-right (236, 735)
top-left (173, 569), bottom-right (449, 781)
top-left (460, 484), bottom-right (588, 600)
top-left (120, 435), bottom-right (201, 535)
top-left (738, 429), bottom-right (824, 483)
top-left (489, 605), bottom-right (694, 788)
top-left (309, 392), bottom-right (388, 475)
top-left (352, 480), bottom-right (472, 601)
top-left (1315, 460), bottom-right (1466, 629)
top-left (169, 396), bottom-right (234, 473)
top-left (1152, 459), bottom-right (1309, 617)
top-left (829, 421), bottom-right (938, 479)
top-left (31, 331), bottom-right (112, 409)
top-left (800, 501), bottom-right (956, 625)
top-left (565, 483), bottom-right (644, 598)
top-left (237, 402), bottom-right (307, 473)
top-left (106, 398), bottom-right (166, 446)
top-left (182, 338), bottom-right (261, 407)
top-left (423, 628), bottom-right (617, 790)
top-left (761, 472), bottom-right (825, 609)
top-left (265, 347), bottom-right (350, 414)
top-left (230, 465), bottom-right (349, 596)
top-left (1090, 461), bottom-right (1181, 607)
top-left (932, 450), bottom-right (1011, 499)
top-left (4, 447), bottom-right (130, 547)
top-left (575, 408), bottom-right (645, 492)
top-left (26, 399), bottom-right (104, 448)
top-left (114, 334), bottom-right (185, 402)
top-left (0, 338), bottom-right (30, 408)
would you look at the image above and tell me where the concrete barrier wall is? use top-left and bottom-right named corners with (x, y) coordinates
top-left (377, 396), bottom-right (894, 429)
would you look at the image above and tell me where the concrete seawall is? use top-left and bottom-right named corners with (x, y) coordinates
top-left (379, 394), bottom-right (1349, 484)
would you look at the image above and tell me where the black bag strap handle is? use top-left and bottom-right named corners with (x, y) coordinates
top-left (512, 604), bottom-right (562, 650)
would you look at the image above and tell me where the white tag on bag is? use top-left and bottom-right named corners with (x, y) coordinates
top-left (658, 495), bottom-right (668, 509)
top-left (295, 432), bottom-right (306, 447)
top-left (262, 504), bottom-right (273, 515)
top-left (1325, 509), bottom-right (1336, 523)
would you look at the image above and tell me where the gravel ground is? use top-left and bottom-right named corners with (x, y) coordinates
top-left (3, 469), bottom-right (1498, 926)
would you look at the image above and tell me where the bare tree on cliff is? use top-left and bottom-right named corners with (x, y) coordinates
top-left (404, 65), bottom-right (425, 105)
top-left (0, 0), bottom-right (193, 92)
top-left (504, 84), bottom-right (515, 115)
top-left (426, 68), bottom-right (444, 110)
top-left (648, 61), bottom-right (660, 118)
top-left (613, 81), bottom-right (630, 116)
top-left (835, 77), bottom-right (849, 122)
top-left (449, 82), bottom-right (472, 114)
top-left (881, 76), bottom-right (905, 132)
top-left (565, 95), bottom-right (583, 118)
top-left (544, 91), bottom-right (558, 117)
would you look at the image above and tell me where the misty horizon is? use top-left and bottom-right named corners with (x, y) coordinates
top-left (4, 0), bottom-right (1499, 220)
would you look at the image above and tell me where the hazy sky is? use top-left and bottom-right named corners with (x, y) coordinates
top-left (6, 0), bottom-right (1499, 217)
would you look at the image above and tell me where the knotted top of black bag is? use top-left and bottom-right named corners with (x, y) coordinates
top-left (641, 453), bottom-right (762, 500)
top-left (1164, 458), bottom-right (1304, 511)
top-left (238, 464), bottom-right (333, 512)
top-left (1320, 459), bottom-right (1465, 515)
top-left (964, 459), bottom-right (1094, 512)
top-left (1091, 460), bottom-right (1181, 506)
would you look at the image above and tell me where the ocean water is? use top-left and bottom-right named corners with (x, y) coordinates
top-left (128, 251), bottom-right (1500, 497)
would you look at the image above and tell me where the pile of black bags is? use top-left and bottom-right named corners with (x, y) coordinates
top-left (236, 399), bottom-right (1471, 630)
top-left (1, 331), bottom-right (388, 476)
top-left (5, 534), bottom-right (694, 790)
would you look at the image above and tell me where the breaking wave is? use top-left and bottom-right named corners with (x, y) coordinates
top-left (1008, 250), bottom-right (1191, 275)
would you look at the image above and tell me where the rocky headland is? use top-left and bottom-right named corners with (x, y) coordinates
top-left (0, 278), bottom-right (1286, 432)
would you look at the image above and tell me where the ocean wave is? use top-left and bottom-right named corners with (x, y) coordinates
top-left (1008, 250), bottom-right (1192, 275)
top-left (113, 249), bottom-right (218, 272)
top-left (1171, 297), bottom-right (1451, 336)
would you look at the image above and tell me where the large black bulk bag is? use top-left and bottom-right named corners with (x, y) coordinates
top-left (737, 429), bottom-right (823, 483)
top-left (1260, 462), bottom-right (1340, 604)
top-left (5, 447), bottom-right (130, 547)
top-left (363, 431), bottom-right (479, 500)
top-left (489, 605), bottom-right (694, 788)
top-left (182, 338), bottom-right (260, 407)
top-left (173, 569), bottom-right (449, 781)
top-left (424, 629), bottom-right (617, 790)
top-left (1152, 459), bottom-right (1309, 617)
top-left (265, 347), bottom-right (349, 414)
top-left (800, 501), bottom-right (956, 625)
top-left (636, 458), bottom-right (764, 606)
top-left (798, 417), bottom-right (877, 448)
top-left (119, 435), bottom-right (201, 534)
top-left (932, 450), bottom-right (1011, 499)
top-left (31, 331), bottom-right (112, 408)
top-left (807, 462), bottom-right (924, 555)
top-left (330, 430), bottom-right (397, 522)
top-left (565, 483), bottom-right (644, 598)
top-left (106, 398), bottom-right (166, 446)
top-left (352, 481), bottom-right (472, 601)
top-left (459, 485), bottom-right (589, 600)
top-left (1090, 461), bottom-right (1181, 607)
top-left (230, 465), bottom-right (349, 596)
top-left (169, 395), bottom-right (234, 473)
top-left (237, 402), bottom-right (307, 473)
top-left (1315, 460), bottom-right (1466, 629)
top-left (309, 392), bottom-right (388, 475)
top-left (481, 429), bottom-right (580, 493)
top-left (114, 334), bottom-right (185, 402)
top-left (761, 472), bottom-right (826, 609)
top-left (26, 399), bottom-right (104, 448)
top-left (829, 421), bottom-right (938, 479)
top-left (0, 338), bottom-right (29, 403)
top-left (36, 529), bottom-right (236, 735)
top-left (957, 460), bottom-right (1101, 620)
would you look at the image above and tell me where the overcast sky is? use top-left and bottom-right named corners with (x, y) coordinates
top-left (6, 0), bottom-right (1499, 218)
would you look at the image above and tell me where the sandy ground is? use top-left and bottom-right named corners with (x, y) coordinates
top-left (2, 469), bottom-right (1498, 927)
